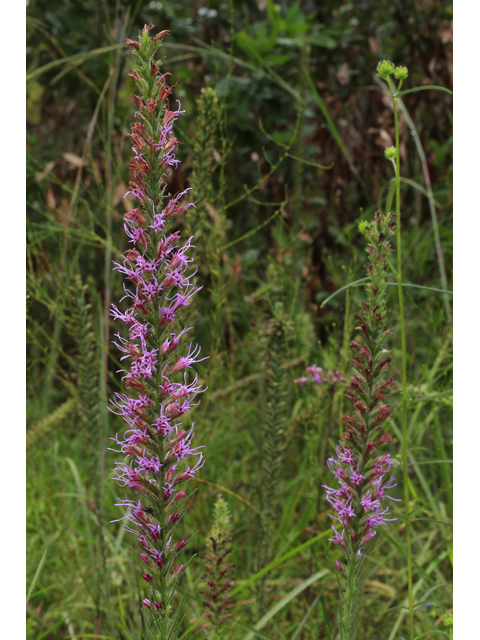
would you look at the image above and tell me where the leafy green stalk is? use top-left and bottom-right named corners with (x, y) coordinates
top-left (256, 298), bottom-right (290, 613)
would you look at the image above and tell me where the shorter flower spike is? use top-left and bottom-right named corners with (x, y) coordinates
top-left (201, 495), bottom-right (235, 634)
top-left (323, 212), bottom-right (399, 639)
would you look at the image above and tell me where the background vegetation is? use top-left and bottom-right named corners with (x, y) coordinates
top-left (26, 1), bottom-right (453, 638)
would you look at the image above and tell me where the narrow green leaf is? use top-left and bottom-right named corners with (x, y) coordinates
top-left (26, 547), bottom-right (48, 605)
top-left (65, 635), bottom-right (119, 639)
top-left (26, 44), bottom-right (123, 82)
top-left (409, 390), bottom-right (453, 404)
top-left (304, 68), bottom-right (365, 192)
top-left (222, 208), bottom-right (283, 250)
top-left (396, 283), bottom-right (453, 295)
top-left (321, 280), bottom-right (452, 308)
top-left (320, 278), bottom-right (369, 308)
top-left (236, 623), bottom-right (276, 640)
top-left (232, 531), bottom-right (329, 595)
top-left (241, 570), bottom-right (329, 640)
top-left (395, 85), bottom-right (452, 98)
top-left (290, 587), bottom-right (325, 640)
top-left (400, 177), bottom-right (441, 208)
top-left (386, 179), bottom-right (396, 214)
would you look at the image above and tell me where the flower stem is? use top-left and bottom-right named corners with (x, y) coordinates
top-left (388, 76), bottom-right (415, 640)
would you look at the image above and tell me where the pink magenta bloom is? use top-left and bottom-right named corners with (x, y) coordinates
top-left (109, 25), bottom-right (207, 623)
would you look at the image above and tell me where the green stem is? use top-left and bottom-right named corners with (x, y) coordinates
top-left (388, 76), bottom-right (415, 640)
top-left (395, 99), bottom-right (451, 321)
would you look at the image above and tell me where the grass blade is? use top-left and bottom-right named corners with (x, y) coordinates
top-left (321, 280), bottom-right (452, 308)
top-left (26, 547), bottom-right (48, 605)
top-left (290, 587), bottom-right (325, 640)
top-left (241, 570), bottom-right (329, 640)
top-left (232, 531), bottom-right (329, 596)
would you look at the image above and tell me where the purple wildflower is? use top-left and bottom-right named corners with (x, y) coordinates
top-left (109, 25), bottom-right (207, 630)
top-left (323, 213), bottom-right (399, 564)
top-left (294, 365), bottom-right (347, 388)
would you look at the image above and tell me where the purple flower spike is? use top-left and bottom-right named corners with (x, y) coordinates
top-left (109, 26), bottom-right (207, 630)
top-left (323, 213), bottom-right (399, 567)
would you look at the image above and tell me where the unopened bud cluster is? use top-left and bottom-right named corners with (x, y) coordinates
top-left (377, 60), bottom-right (409, 81)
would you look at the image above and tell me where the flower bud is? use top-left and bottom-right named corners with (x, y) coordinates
top-left (377, 60), bottom-right (395, 77)
top-left (165, 467), bottom-right (176, 483)
top-left (358, 220), bottom-right (370, 238)
top-left (175, 540), bottom-right (186, 552)
top-left (361, 530), bottom-right (376, 544)
top-left (154, 29), bottom-right (171, 42)
top-left (384, 146), bottom-right (396, 161)
top-left (393, 65), bottom-right (408, 80)
top-left (168, 513), bottom-right (180, 525)
top-left (125, 38), bottom-right (140, 50)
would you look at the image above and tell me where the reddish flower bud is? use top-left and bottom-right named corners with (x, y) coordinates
top-left (365, 441), bottom-right (377, 456)
top-left (140, 553), bottom-right (151, 567)
top-left (165, 467), bottom-right (176, 483)
top-left (376, 405), bottom-right (392, 422)
top-left (130, 94), bottom-right (144, 109)
top-left (150, 60), bottom-right (160, 76)
top-left (154, 29), bottom-right (172, 41)
top-left (361, 530), bottom-right (376, 544)
top-left (128, 69), bottom-right (143, 83)
top-left (125, 378), bottom-right (145, 391)
top-left (377, 432), bottom-right (395, 447)
top-left (159, 83), bottom-right (174, 102)
top-left (146, 98), bottom-right (157, 114)
top-left (125, 38), bottom-right (140, 50)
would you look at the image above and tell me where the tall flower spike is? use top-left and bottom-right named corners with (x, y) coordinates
top-left (323, 212), bottom-right (399, 640)
top-left (110, 25), bottom-right (207, 640)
